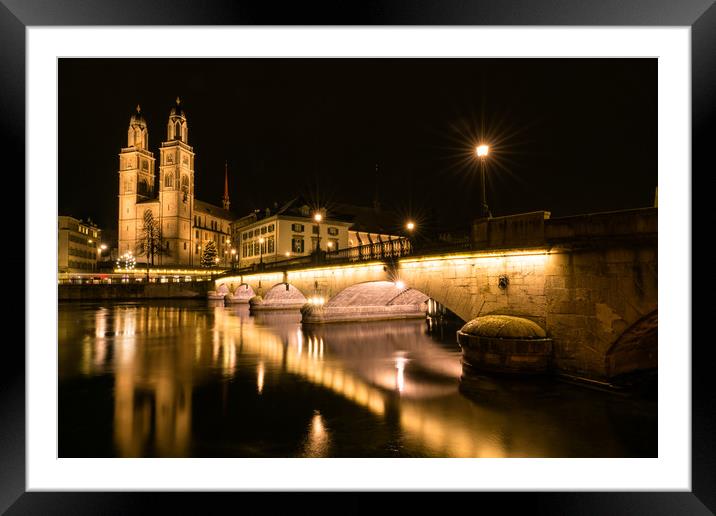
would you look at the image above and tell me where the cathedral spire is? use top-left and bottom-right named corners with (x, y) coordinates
top-left (222, 161), bottom-right (230, 211)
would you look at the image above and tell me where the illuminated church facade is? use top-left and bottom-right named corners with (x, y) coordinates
top-left (117, 98), bottom-right (234, 266)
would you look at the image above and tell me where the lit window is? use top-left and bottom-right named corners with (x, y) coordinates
top-left (291, 238), bottom-right (304, 253)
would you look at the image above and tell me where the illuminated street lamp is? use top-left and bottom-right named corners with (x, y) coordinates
top-left (406, 221), bottom-right (415, 232)
top-left (475, 144), bottom-right (491, 218)
top-left (313, 212), bottom-right (323, 252)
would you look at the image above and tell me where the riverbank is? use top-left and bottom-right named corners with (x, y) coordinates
top-left (58, 281), bottom-right (212, 301)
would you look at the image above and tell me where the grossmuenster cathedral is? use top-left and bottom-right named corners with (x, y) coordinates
top-left (118, 98), bottom-right (235, 266)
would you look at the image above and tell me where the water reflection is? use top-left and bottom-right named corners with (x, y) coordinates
top-left (58, 301), bottom-right (656, 458)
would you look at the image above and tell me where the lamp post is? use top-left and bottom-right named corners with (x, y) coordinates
top-left (313, 212), bottom-right (323, 253)
top-left (476, 144), bottom-right (491, 219)
top-left (405, 220), bottom-right (416, 255)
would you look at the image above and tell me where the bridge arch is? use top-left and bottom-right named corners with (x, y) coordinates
top-left (251, 282), bottom-right (308, 310)
top-left (302, 280), bottom-right (431, 324)
top-left (604, 310), bottom-right (657, 379)
top-left (325, 280), bottom-right (428, 308)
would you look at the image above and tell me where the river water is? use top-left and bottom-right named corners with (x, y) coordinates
top-left (58, 300), bottom-right (656, 458)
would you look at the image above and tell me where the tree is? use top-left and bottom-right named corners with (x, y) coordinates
top-left (201, 240), bottom-right (219, 268)
top-left (136, 209), bottom-right (167, 267)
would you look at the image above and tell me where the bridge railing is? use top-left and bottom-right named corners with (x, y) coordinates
top-left (324, 238), bottom-right (412, 262)
top-left (221, 238), bottom-right (476, 277)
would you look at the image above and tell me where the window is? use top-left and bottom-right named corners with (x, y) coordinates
top-left (267, 236), bottom-right (275, 254)
top-left (184, 242), bottom-right (187, 250)
top-left (328, 227), bottom-right (339, 236)
top-left (291, 237), bottom-right (304, 253)
top-left (312, 225), bottom-right (319, 235)
top-left (328, 238), bottom-right (339, 251)
top-left (164, 171), bottom-right (173, 188)
top-left (261, 226), bottom-right (267, 235)
top-left (268, 224), bottom-right (275, 233)
top-left (195, 230), bottom-right (199, 239)
top-left (291, 223), bottom-right (304, 232)
top-left (175, 121), bottom-right (181, 140)
top-left (248, 230), bottom-right (253, 238)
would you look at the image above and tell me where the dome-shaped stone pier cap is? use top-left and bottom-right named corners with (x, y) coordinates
top-left (460, 315), bottom-right (546, 339)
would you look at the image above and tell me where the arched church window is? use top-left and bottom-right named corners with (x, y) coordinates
top-left (181, 175), bottom-right (189, 203)
top-left (165, 171), bottom-right (173, 188)
top-left (134, 128), bottom-right (141, 147)
top-left (175, 121), bottom-right (182, 140)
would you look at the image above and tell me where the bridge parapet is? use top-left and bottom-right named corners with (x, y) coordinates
top-left (545, 207), bottom-right (657, 244)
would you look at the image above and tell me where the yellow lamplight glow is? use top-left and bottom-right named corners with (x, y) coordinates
top-left (395, 280), bottom-right (405, 290)
top-left (406, 221), bottom-right (415, 231)
top-left (476, 144), bottom-right (489, 157)
top-left (313, 213), bottom-right (322, 222)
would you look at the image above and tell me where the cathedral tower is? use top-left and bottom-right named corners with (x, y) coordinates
top-left (158, 97), bottom-right (195, 265)
top-left (118, 105), bottom-right (156, 256)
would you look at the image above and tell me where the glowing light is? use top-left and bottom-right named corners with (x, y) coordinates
top-left (395, 280), bottom-right (405, 290)
top-left (395, 356), bottom-right (407, 393)
top-left (259, 237), bottom-right (265, 244)
top-left (257, 362), bottom-right (265, 395)
top-left (406, 221), bottom-right (415, 231)
top-left (285, 252), bottom-right (291, 257)
top-left (327, 242), bottom-right (333, 248)
top-left (303, 410), bottom-right (329, 457)
top-left (100, 244), bottom-right (108, 251)
top-left (476, 144), bottom-right (489, 157)
top-left (313, 212), bottom-right (323, 222)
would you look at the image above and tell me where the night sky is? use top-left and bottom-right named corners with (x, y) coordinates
top-left (59, 58), bottom-right (656, 236)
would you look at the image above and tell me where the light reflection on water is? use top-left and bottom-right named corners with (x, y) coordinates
top-left (58, 300), bottom-right (656, 458)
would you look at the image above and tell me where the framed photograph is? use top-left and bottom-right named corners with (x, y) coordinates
top-left (5, 0), bottom-right (710, 512)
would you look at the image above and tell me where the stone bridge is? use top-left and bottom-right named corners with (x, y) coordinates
top-left (215, 208), bottom-right (657, 381)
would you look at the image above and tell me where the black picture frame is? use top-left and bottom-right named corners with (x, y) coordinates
top-left (3, 0), bottom-right (710, 513)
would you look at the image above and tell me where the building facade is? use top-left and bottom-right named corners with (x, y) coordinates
top-left (234, 200), bottom-right (407, 268)
top-left (58, 216), bottom-right (102, 273)
top-left (117, 99), bottom-right (234, 267)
